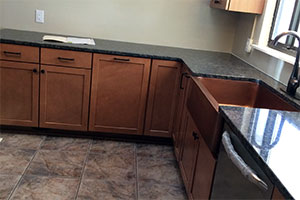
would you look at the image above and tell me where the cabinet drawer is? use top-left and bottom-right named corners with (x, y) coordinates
top-left (0, 43), bottom-right (39, 63)
top-left (41, 48), bottom-right (92, 69)
top-left (210, 0), bottom-right (229, 10)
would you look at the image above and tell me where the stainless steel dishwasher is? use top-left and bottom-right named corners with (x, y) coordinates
top-left (210, 129), bottom-right (274, 199)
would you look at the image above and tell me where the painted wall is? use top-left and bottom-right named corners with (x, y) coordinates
top-left (0, 0), bottom-right (238, 52)
top-left (232, 6), bottom-right (295, 86)
top-left (0, 1), bottom-right (3, 29)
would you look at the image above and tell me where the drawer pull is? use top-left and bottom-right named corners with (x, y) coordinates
top-left (179, 73), bottom-right (190, 89)
top-left (214, 0), bottom-right (221, 3)
top-left (3, 51), bottom-right (22, 57)
top-left (32, 69), bottom-right (38, 73)
top-left (41, 69), bottom-right (46, 74)
top-left (113, 57), bottom-right (130, 62)
top-left (57, 57), bottom-right (75, 62)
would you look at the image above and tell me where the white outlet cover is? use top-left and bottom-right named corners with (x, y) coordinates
top-left (36, 9), bottom-right (44, 23)
top-left (245, 38), bottom-right (253, 53)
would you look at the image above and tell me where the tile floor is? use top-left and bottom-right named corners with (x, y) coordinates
top-left (0, 130), bottom-right (187, 200)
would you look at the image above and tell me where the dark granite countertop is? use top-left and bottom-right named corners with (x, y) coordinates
top-left (1, 29), bottom-right (300, 199)
top-left (1, 29), bottom-right (300, 108)
top-left (221, 106), bottom-right (300, 199)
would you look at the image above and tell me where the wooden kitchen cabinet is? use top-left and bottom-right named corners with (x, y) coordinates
top-left (0, 43), bottom-right (39, 63)
top-left (210, 0), bottom-right (265, 14)
top-left (144, 60), bottom-right (181, 137)
top-left (0, 60), bottom-right (39, 127)
top-left (179, 108), bottom-right (216, 199)
top-left (191, 133), bottom-right (216, 200)
top-left (272, 187), bottom-right (285, 200)
top-left (0, 44), bottom-right (40, 127)
top-left (179, 111), bottom-right (200, 193)
top-left (173, 65), bottom-right (192, 160)
top-left (41, 48), bottom-right (92, 69)
top-left (39, 65), bottom-right (91, 131)
top-left (89, 54), bottom-right (151, 135)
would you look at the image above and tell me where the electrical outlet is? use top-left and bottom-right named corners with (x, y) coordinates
top-left (245, 38), bottom-right (253, 53)
top-left (35, 9), bottom-right (44, 23)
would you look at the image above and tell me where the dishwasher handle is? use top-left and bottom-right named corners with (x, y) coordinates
top-left (222, 131), bottom-right (268, 191)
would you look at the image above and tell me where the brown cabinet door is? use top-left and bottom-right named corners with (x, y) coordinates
top-left (272, 187), bottom-right (285, 200)
top-left (179, 111), bottom-right (200, 192)
top-left (89, 54), bottom-right (151, 135)
top-left (228, 0), bottom-right (265, 14)
top-left (144, 60), bottom-right (181, 137)
top-left (39, 65), bottom-right (91, 131)
top-left (173, 65), bottom-right (191, 160)
top-left (191, 134), bottom-right (216, 200)
top-left (210, 0), bottom-right (265, 14)
top-left (0, 61), bottom-right (39, 127)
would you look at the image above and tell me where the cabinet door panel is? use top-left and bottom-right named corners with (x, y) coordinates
top-left (179, 112), bottom-right (200, 191)
top-left (173, 66), bottom-right (191, 160)
top-left (39, 65), bottom-right (90, 131)
top-left (229, 0), bottom-right (265, 14)
top-left (89, 54), bottom-right (150, 135)
top-left (145, 60), bottom-right (181, 137)
top-left (191, 135), bottom-right (216, 199)
top-left (272, 187), bottom-right (285, 200)
top-left (0, 61), bottom-right (39, 127)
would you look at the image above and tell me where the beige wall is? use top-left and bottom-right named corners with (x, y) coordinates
top-left (0, 0), bottom-right (238, 52)
top-left (0, 1), bottom-right (3, 29)
top-left (232, 4), bottom-right (294, 86)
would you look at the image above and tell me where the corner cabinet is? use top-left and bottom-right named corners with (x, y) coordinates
top-left (173, 65), bottom-right (191, 160)
top-left (144, 60), bottom-right (181, 138)
top-left (89, 54), bottom-right (151, 135)
top-left (210, 0), bottom-right (265, 14)
top-left (0, 44), bottom-right (39, 127)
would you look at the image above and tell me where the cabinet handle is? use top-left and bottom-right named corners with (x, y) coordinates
top-left (113, 57), bottom-right (130, 62)
top-left (3, 51), bottom-right (21, 57)
top-left (222, 131), bottom-right (269, 191)
top-left (41, 69), bottom-right (45, 74)
top-left (180, 73), bottom-right (190, 89)
top-left (192, 132), bottom-right (199, 140)
top-left (57, 57), bottom-right (75, 62)
top-left (32, 69), bottom-right (38, 73)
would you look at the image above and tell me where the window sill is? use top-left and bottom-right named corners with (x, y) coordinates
top-left (251, 44), bottom-right (295, 65)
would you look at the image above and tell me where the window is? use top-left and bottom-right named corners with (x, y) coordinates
top-left (269, 0), bottom-right (300, 56)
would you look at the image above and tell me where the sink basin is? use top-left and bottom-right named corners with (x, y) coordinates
top-left (186, 77), bottom-right (299, 157)
top-left (194, 77), bottom-right (298, 112)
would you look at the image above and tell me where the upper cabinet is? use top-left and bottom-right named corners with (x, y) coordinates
top-left (210, 0), bottom-right (265, 14)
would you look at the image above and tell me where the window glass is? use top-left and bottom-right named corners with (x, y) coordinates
top-left (271, 0), bottom-right (295, 43)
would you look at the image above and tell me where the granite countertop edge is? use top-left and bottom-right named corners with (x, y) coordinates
top-left (220, 106), bottom-right (296, 199)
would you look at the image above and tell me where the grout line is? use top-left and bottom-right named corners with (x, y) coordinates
top-left (135, 143), bottom-right (139, 200)
top-left (7, 135), bottom-right (46, 200)
top-left (74, 139), bottom-right (93, 200)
